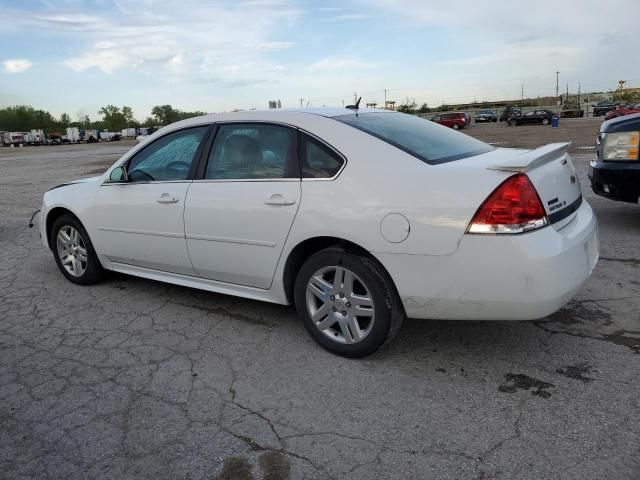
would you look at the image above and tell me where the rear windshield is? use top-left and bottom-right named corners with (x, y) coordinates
top-left (333, 112), bottom-right (493, 164)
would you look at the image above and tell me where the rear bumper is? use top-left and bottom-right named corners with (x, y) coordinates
top-left (377, 201), bottom-right (599, 320)
top-left (589, 160), bottom-right (640, 203)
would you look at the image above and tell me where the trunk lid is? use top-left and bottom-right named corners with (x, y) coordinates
top-left (486, 143), bottom-right (582, 227)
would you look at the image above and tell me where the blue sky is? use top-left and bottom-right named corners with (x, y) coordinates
top-left (1, 0), bottom-right (638, 121)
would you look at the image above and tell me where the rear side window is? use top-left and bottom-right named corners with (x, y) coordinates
top-left (300, 133), bottom-right (344, 178)
top-left (206, 123), bottom-right (299, 179)
top-left (334, 112), bottom-right (493, 164)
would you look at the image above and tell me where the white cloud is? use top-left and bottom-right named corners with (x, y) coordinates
top-left (320, 13), bottom-right (368, 21)
top-left (9, 1), bottom-right (301, 84)
top-left (3, 59), bottom-right (32, 73)
top-left (257, 41), bottom-right (294, 52)
top-left (309, 55), bottom-right (380, 71)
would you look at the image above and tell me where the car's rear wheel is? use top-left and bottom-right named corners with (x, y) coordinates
top-left (452, 123), bottom-right (460, 130)
top-left (509, 119), bottom-right (518, 127)
top-left (294, 248), bottom-right (404, 357)
top-left (542, 118), bottom-right (550, 125)
top-left (51, 214), bottom-right (105, 285)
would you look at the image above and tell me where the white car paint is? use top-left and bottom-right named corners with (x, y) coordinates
top-left (41, 108), bottom-right (598, 320)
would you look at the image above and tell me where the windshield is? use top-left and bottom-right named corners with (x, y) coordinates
top-left (333, 112), bottom-right (493, 164)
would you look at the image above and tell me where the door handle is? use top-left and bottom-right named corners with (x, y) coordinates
top-left (156, 193), bottom-right (179, 204)
top-left (265, 194), bottom-right (296, 206)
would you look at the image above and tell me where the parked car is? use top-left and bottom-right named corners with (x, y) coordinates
top-left (592, 101), bottom-right (618, 117)
top-left (507, 110), bottom-right (555, 126)
top-left (499, 106), bottom-right (520, 122)
top-left (39, 108), bottom-right (598, 357)
top-left (589, 112), bottom-right (640, 203)
top-left (474, 109), bottom-right (498, 123)
top-left (604, 103), bottom-right (640, 121)
top-left (430, 112), bottom-right (469, 129)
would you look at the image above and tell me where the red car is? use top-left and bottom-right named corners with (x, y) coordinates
top-left (430, 112), bottom-right (470, 129)
top-left (604, 103), bottom-right (640, 121)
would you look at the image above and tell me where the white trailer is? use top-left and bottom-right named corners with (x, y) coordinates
top-left (121, 127), bottom-right (136, 138)
top-left (66, 127), bottom-right (81, 143)
top-left (29, 129), bottom-right (45, 144)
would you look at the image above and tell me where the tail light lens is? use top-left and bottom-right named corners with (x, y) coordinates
top-left (467, 174), bottom-right (548, 234)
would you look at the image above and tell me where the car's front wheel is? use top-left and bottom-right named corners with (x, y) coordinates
top-left (452, 123), bottom-right (460, 130)
top-left (509, 119), bottom-right (518, 126)
top-left (294, 248), bottom-right (404, 357)
top-left (542, 118), bottom-right (550, 125)
top-left (51, 214), bottom-right (105, 285)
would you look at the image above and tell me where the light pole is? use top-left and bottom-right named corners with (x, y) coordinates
top-left (555, 71), bottom-right (560, 104)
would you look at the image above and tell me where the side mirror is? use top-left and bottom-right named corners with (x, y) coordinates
top-left (109, 165), bottom-right (128, 183)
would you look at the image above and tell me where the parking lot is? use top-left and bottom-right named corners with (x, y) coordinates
top-left (1, 119), bottom-right (639, 479)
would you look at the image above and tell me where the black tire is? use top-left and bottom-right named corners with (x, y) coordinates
top-left (294, 247), bottom-right (405, 358)
top-left (542, 118), bottom-right (550, 125)
top-left (509, 119), bottom-right (518, 127)
top-left (452, 123), bottom-right (460, 130)
top-left (50, 214), bottom-right (105, 285)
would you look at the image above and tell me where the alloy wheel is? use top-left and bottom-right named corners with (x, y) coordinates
top-left (305, 266), bottom-right (375, 344)
top-left (56, 225), bottom-right (88, 277)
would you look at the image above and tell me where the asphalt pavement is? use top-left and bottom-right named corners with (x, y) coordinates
top-left (1, 139), bottom-right (638, 479)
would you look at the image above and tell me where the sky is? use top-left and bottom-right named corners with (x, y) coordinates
top-left (0, 0), bottom-right (639, 121)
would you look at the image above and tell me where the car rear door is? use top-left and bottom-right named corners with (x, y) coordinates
top-left (184, 123), bottom-right (301, 289)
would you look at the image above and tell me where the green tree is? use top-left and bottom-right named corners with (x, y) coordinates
top-left (151, 105), bottom-right (180, 125)
top-left (151, 104), bottom-right (206, 125)
top-left (98, 105), bottom-right (125, 131)
top-left (60, 113), bottom-right (71, 128)
top-left (397, 100), bottom-right (417, 114)
top-left (416, 103), bottom-right (430, 114)
top-left (122, 106), bottom-right (137, 127)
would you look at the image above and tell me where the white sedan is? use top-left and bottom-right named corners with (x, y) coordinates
top-left (40, 108), bottom-right (599, 357)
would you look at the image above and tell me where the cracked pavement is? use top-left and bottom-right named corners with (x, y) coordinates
top-left (1, 141), bottom-right (639, 479)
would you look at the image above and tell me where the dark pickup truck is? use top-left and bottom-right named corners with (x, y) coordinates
top-left (592, 101), bottom-right (618, 117)
top-left (589, 112), bottom-right (640, 203)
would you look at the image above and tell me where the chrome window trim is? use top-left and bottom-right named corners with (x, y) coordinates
top-left (101, 180), bottom-right (193, 186)
top-left (192, 178), bottom-right (300, 183)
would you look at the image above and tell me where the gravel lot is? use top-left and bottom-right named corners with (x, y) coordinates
top-left (1, 120), bottom-right (639, 480)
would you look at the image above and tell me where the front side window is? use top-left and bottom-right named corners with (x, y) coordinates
top-left (206, 124), bottom-right (298, 179)
top-left (127, 126), bottom-right (208, 182)
top-left (334, 112), bottom-right (493, 165)
top-left (300, 133), bottom-right (344, 178)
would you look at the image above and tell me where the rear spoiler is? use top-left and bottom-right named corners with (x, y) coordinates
top-left (487, 142), bottom-right (571, 173)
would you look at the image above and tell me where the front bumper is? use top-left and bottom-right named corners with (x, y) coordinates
top-left (589, 160), bottom-right (640, 203)
top-left (376, 201), bottom-right (598, 320)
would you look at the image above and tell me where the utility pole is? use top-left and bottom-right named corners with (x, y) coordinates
top-left (521, 83), bottom-right (524, 103)
top-left (384, 89), bottom-right (387, 109)
top-left (353, 92), bottom-right (358, 103)
top-left (555, 71), bottom-right (560, 104)
top-left (299, 98), bottom-right (303, 108)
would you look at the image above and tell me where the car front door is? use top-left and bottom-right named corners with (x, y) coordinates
top-left (93, 125), bottom-right (209, 275)
top-left (184, 123), bottom-right (301, 289)
top-left (521, 111), bottom-right (536, 124)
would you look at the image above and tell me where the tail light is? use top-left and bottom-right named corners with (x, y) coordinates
top-left (467, 174), bottom-right (548, 234)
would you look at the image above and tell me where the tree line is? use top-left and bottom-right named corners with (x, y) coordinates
top-left (0, 104), bottom-right (206, 132)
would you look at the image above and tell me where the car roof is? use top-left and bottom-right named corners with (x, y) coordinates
top-left (159, 107), bottom-right (396, 132)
